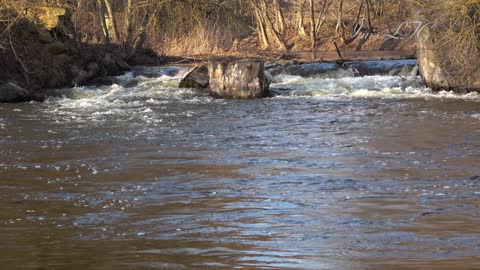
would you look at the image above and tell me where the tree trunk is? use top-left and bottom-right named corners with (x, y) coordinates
top-left (335, 0), bottom-right (343, 35)
top-left (365, 0), bottom-right (373, 34)
top-left (256, 9), bottom-right (270, 48)
top-left (125, 0), bottom-right (135, 46)
top-left (97, 0), bottom-right (110, 44)
top-left (250, 0), bottom-right (270, 49)
top-left (259, 0), bottom-right (287, 50)
top-left (309, 0), bottom-right (316, 51)
top-left (131, 6), bottom-right (155, 56)
top-left (273, 0), bottom-right (285, 35)
top-left (103, 0), bottom-right (120, 42)
top-left (315, 0), bottom-right (331, 36)
top-left (297, 0), bottom-right (308, 39)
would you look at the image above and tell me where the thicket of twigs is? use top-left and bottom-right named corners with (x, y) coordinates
top-left (1, 0), bottom-right (478, 59)
top-left (1, 0), bottom-right (414, 56)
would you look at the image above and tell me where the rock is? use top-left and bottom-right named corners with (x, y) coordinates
top-left (347, 60), bottom-right (416, 76)
top-left (87, 62), bottom-right (100, 78)
top-left (208, 59), bottom-right (270, 99)
top-left (48, 66), bottom-right (67, 88)
top-left (46, 42), bottom-right (66, 55)
top-left (71, 62), bottom-right (101, 86)
top-left (179, 65), bottom-right (209, 88)
top-left (116, 59), bottom-right (131, 71)
top-left (416, 26), bottom-right (451, 90)
top-left (89, 77), bottom-right (115, 86)
top-left (399, 64), bottom-right (413, 77)
top-left (129, 54), bottom-right (157, 66)
top-left (273, 60), bottom-right (417, 78)
top-left (34, 7), bottom-right (67, 30)
top-left (101, 53), bottom-right (121, 76)
top-left (417, 27), bottom-right (480, 92)
top-left (53, 54), bottom-right (73, 66)
top-left (409, 65), bottom-right (419, 77)
top-left (388, 65), bottom-right (412, 77)
top-left (264, 70), bottom-right (274, 85)
top-left (388, 68), bottom-right (401, 76)
top-left (72, 70), bottom-right (88, 87)
top-left (38, 30), bottom-right (53, 44)
top-left (0, 82), bottom-right (31, 103)
top-left (122, 79), bottom-right (139, 88)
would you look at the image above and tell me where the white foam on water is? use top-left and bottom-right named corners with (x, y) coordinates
top-left (43, 66), bottom-right (211, 122)
top-left (39, 65), bottom-right (480, 128)
top-left (37, 67), bottom-right (210, 133)
top-left (272, 74), bottom-right (480, 100)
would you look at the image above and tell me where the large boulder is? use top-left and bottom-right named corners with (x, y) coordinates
top-left (27, 7), bottom-right (67, 30)
top-left (37, 7), bottom-right (66, 30)
top-left (208, 59), bottom-right (270, 99)
top-left (179, 65), bottom-right (209, 88)
top-left (0, 82), bottom-right (32, 103)
top-left (416, 26), bottom-right (452, 91)
top-left (416, 18), bottom-right (480, 92)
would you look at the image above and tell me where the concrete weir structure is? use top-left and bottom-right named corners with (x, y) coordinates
top-left (208, 58), bottom-right (271, 99)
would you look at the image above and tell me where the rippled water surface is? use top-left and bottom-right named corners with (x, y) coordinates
top-left (1, 64), bottom-right (480, 269)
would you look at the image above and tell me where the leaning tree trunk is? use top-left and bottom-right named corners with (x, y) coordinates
top-left (260, 0), bottom-right (287, 50)
top-left (335, 0), bottom-right (343, 35)
top-left (297, 0), bottom-right (308, 39)
top-left (130, 6), bottom-right (155, 56)
top-left (273, 0), bottom-right (285, 35)
top-left (103, 0), bottom-right (120, 42)
top-left (315, 0), bottom-right (331, 36)
top-left (249, 0), bottom-right (270, 49)
top-left (96, 0), bottom-right (110, 44)
top-left (253, 3), bottom-right (270, 48)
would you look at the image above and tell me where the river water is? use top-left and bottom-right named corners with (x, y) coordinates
top-left (1, 63), bottom-right (480, 269)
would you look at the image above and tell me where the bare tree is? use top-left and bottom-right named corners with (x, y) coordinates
top-left (249, 0), bottom-right (287, 50)
top-left (309, 0), bottom-right (315, 50)
top-left (125, 0), bottom-right (134, 46)
top-left (130, 2), bottom-right (159, 55)
top-left (335, 0), bottom-right (343, 35)
top-left (273, 0), bottom-right (285, 35)
top-left (250, 0), bottom-right (270, 48)
top-left (297, 0), bottom-right (308, 39)
top-left (103, 0), bottom-right (120, 42)
top-left (315, 0), bottom-right (332, 36)
top-left (96, 0), bottom-right (110, 44)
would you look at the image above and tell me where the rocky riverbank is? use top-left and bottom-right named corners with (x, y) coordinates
top-left (0, 7), bottom-right (170, 103)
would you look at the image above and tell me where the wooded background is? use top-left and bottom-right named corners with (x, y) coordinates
top-left (1, 0), bottom-right (418, 55)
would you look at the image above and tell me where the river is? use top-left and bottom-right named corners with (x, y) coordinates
top-left (1, 63), bottom-right (479, 269)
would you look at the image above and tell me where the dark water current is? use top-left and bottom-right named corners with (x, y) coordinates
top-left (0, 64), bottom-right (480, 269)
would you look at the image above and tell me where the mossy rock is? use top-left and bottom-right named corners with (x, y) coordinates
top-left (27, 7), bottom-right (66, 30)
top-left (38, 30), bottom-right (53, 44)
top-left (46, 42), bottom-right (66, 55)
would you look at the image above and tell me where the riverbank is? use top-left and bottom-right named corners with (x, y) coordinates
top-left (0, 8), bottom-right (179, 103)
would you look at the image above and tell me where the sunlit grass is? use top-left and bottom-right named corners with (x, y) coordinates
top-left (413, 0), bottom-right (480, 84)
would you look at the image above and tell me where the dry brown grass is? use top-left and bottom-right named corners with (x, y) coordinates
top-left (0, 0), bottom-right (416, 57)
top-left (415, 0), bottom-right (480, 84)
